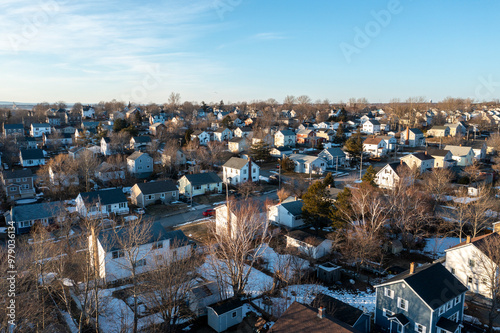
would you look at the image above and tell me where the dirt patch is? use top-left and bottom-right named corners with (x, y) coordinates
top-left (194, 194), bottom-right (226, 205)
top-left (175, 220), bottom-right (212, 244)
top-left (146, 203), bottom-right (188, 217)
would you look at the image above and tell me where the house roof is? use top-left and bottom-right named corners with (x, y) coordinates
top-left (312, 294), bottom-right (364, 327)
top-left (446, 232), bottom-right (498, 251)
top-left (229, 137), bottom-right (245, 143)
top-left (12, 201), bottom-right (64, 222)
top-left (190, 281), bottom-right (219, 299)
top-left (385, 162), bottom-right (409, 176)
top-left (215, 127), bottom-right (229, 133)
top-left (444, 145), bottom-right (473, 156)
top-left (436, 316), bottom-right (460, 332)
top-left (376, 263), bottom-right (467, 309)
top-left (208, 298), bottom-right (244, 316)
top-left (3, 168), bottom-right (32, 180)
top-left (281, 200), bottom-right (303, 217)
top-left (127, 151), bottom-right (148, 161)
top-left (98, 222), bottom-right (189, 252)
top-left (363, 137), bottom-right (383, 145)
top-left (289, 154), bottom-right (322, 164)
top-left (20, 149), bottom-right (44, 160)
top-left (223, 157), bottom-right (248, 170)
top-left (135, 180), bottom-right (177, 195)
top-left (322, 148), bottom-right (346, 157)
top-left (366, 119), bottom-right (380, 125)
top-left (426, 148), bottom-right (450, 157)
top-left (409, 128), bottom-right (423, 135)
top-left (96, 162), bottom-right (122, 173)
top-left (183, 172), bottom-right (222, 186)
top-left (430, 125), bottom-right (449, 130)
top-left (387, 313), bottom-right (410, 326)
top-left (78, 188), bottom-right (127, 205)
top-left (102, 137), bottom-right (111, 143)
top-left (405, 152), bottom-right (434, 161)
top-left (270, 302), bottom-right (361, 333)
top-left (287, 230), bottom-right (325, 247)
top-left (4, 124), bottom-right (23, 130)
top-left (31, 123), bottom-right (50, 128)
top-left (132, 136), bottom-right (152, 143)
top-left (277, 129), bottom-right (296, 136)
top-left (239, 126), bottom-right (252, 132)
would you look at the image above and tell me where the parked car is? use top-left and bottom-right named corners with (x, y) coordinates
top-left (203, 209), bottom-right (215, 217)
top-left (134, 208), bottom-right (145, 215)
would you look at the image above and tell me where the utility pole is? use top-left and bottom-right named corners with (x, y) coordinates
top-left (278, 158), bottom-right (281, 190)
top-left (336, 156), bottom-right (338, 173)
top-left (359, 152), bottom-right (363, 180)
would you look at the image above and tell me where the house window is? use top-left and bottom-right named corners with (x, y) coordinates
top-left (152, 241), bottom-right (163, 250)
top-left (243, 169), bottom-right (247, 174)
top-left (138, 166), bottom-right (143, 170)
top-left (160, 193), bottom-right (165, 199)
top-left (451, 268), bottom-right (455, 275)
top-left (23, 184), bottom-right (29, 189)
top-left (454, 295), bottom-right (461, 305)
top-left (194, 185), bottom-right (202, 190)
top-left (148, 195), bottom-right (155, 200)
top-left (232, 311), bottom-right (237, 318)
top-left (415, 323), bottom-right (426, 333)
top-left (468, 276), bottom-right (473, 284)
top-left (119, 203), bottom-right (126, 208)
top-left (446, 300), bottom-right (452, 311)
top-left (384, 288), bottom-right (395, 299)
top-left (397, 297), bottom-right (408, 311)
top-left (112, 250), bottom-right (124, 259)
top-left (383, 309), bottom-right (394, 318)
top-left (449, 311), bottom-right (458, 322)
top-left (469, 259), bottom-right (475, 267)
top-left (438, 305), bottom-right (445, 315)
top-left (134, 259), bottom-right (146, 267)
top-left (172, 192), bottom-right (176, 197)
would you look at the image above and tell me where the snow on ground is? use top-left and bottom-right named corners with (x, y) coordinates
top-left (423, 237), bottom-right (461, 258)
top-left (252, 284), bottom-right (375, 317)
top-left (61, 311), bottom-right (78, 333)
top-left (254, 244), bottom-right (309, 278)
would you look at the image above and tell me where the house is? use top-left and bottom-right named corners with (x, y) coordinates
top-left (100, 137), bottom-right (113, 156)
top-left (377, 135), bottom-right (398, 151)
top-left (188, 281), bottom-right (223, 316)
top-left (268, 197), bottom-right (304, 229)
top-left (427, 149), bottom-right (454, 168)
top-left (8, 201), bottom-right (65, 234)
top-left (447, 123), bottom-right (466, 137)
top-left (191, 130), bottom-right (211, 146)
top-left (30, 123), bottom-right (51, 137)
top-left (363, 137), bottom-right (387, 157)
top-left (465, 141), bottom-right (487, 160)
top-left (285, 230), bottom-right (333, 259)
top-left (20, 149), bottom-right (45, 167)
top-left (130, 180), bottom-right (178, 208)
top-left (374, 262), bottom-right (467, 333)
top-left (76, 188), bottom-right (129, 217)
top-left (375, 162), bottom-right (411, 189)
top-left (149, 122), bottom-right (166, 136)
top-left (213, 127), bottom-right (233, 142)
top-left (3, 123), bottom-right (24, 137)
top-left (400, 152), bottom-right (435, 173)
top-left (162, 149), bottom-right (186, 166)
top-left (43, 132), bottom-right (73, 147)
top-left (274, 129), bottom-right (297, 147)
top-left (222, 157), bottom-right (260, 185)
top-left (427, 125), bottom-right (450, 137)
top-left (288, 154), bottom-right (326, 174)
top-left (207, 298), bottom-right (245, 333)
top-left (296, 129), bottom-right (317, 145)
top-left (444, 145), bottom-right (475, 166)
top-left (65, 112), bottom-right (82, 125)
top-left (312, 294), bottom-right (371, 333)
top-left (233, 126), bottom-right (253, 138)
top-left (89, 222), bottom-right (191, 282)
top-left (130, 136), bottom-right (152, 151)
top-left (318, 148), bottom-right (346, 167)
top-left (315, 129), bottom-right (336, 142)
top-left (127, 151), bottom-right (153, 177)
top-left (81, 105), bottom-right (95, 118)
top-left (271, 301), bottom-right (361, 333)
top-left (214, 202), bottom-right (267, 238)
top-left (94, 162), bottom-right (125, 183)
top-left (227, 137), bottom-right (248, 153)
top-left (270, 146), bottom-right (294, 158)
top-left (1, 169), bottom-right (36, 201)
top-left (362, 119), bottom-right (381, 134)
top-left (49, 162), bottom-right (79, 187)
top-left (400, 128), bottom-right (425, 147)
top-left (178, 172), bottom-right (222, 197)
top-left (445, 233), bottom-right (500, 301)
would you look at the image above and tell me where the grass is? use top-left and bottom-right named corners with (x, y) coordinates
top-left (192, 194), bottom-right (226, 205)
top-left (146, 203), bottom-right (188, 217)
top-left (175, 220), bottom-right (212, 244)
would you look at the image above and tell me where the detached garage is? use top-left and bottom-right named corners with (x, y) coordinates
top-left (207, 298), bottom-right (244, 332)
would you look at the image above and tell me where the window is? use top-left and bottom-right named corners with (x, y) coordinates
top-left (152, 241), bottom-right (163, 250)
top-left (446, 300), bottom-right (452, 311)
top-left (397, 297), bottom-right (408, 311)
top-left (119, 203), bottom-right (126, 208)
top-left (415, 323), bottom-right (426, 333)
top-left (138, 166), bottom-right (143, 170)
top-left (112, 250), bottom-right (124, 259)
top-left (194, 185), bottom-right (202, 190)
top-left (22, 178), bottom-right (27, 182)
top-left (383, 309), bottom-right (394, 318)
top-left (243, 169), bottom-right (247, 174)
top-left (449, 311), bottom-right (458, 322)
top-left (160, 193), bottom-right (165, 198)
top-left (148, 195), bottom-right (155, 200)
top-left (454, 295), bottom-right (461, 305)
top-left (468, 276), bottom-right (473, 284)
top-left (469, 259), bottom-right (475, 267)
top-left (439, 305), bottom-right (445, 315)
top-left (16, 178), bottom-right (20, 182)
top-left (384, 288), bottom-right (395, 299)
top-left (134, 259), bottom-right (146, 267)
top-left (231, 311), bottom-right (237, 318)
top-left (451, 268), bottom-right (455, 275)
top-left (172, 192), bottom-right (176, 197)
top-left (23, 184), bottom-right (29, 189)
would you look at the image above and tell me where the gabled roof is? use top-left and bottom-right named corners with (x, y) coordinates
top-left (101, 137), bottom-right (111, 143)
top-left (436, 316), bottom-right (460, 332)
top-left (375, 263), bottom-right (467, 310)
top-left (287, 230), bottom-right (325, 247)
top-left (271, 302), bottom-right (361, 333)
top-left (365, 119), bottom-right (380, 125)
top-left (409, 128), bottom-right (423, 135)
top-left (430, 125), bottom-right (450, 130)
top-left (208, 298), bottom-right (244, 316)
top-left (281, 200), bottom-right (303, 217)
top-left (444, 145), bottom-right (474, 156)
top-left (31, 123), bottom-right (50, 128)
top-left (379, 162), bottom-right (409, 177)
top-left (223, 157), bottom-right (248, 170)
top-left (289, 154), bottom-right (322, 164)
top-left (12, 201), bottom-right (64, 222)
top-left (96, 162), bottom-right (122, 173)
top-left (182, 172), bottom-right (222, 186)
top-left (134, 180), bottom-right (177, 195)
top-left (20, 149), bottom-right (44, 160)
top-left (2, 168), bottom-right (33, 180)
top-left (215, 127), bottom-right (230, 133)
top-left (127, 151), bottom-right (149, 161)
top-left (363, 137), bottom-right (383, 145)
top-left (4, 123), bottom-right (23, 130)
top-left (312, 294), bottom-right (364, 327)
top-left (405, 152), bottom-right (434, 161)
top-left (276, 129), bottom-right (296, 136)
top-left (322, 148), bottom-right (346, 157)
top-left (229, 137), bottom-right (246, 143)
top-left (78, 188), bottom-right (127, 205)
top-left (132, 136), bottom-right (152, 143)
top-left (426, 148), bottom-right (450, 157)
top-left (446, 232), bottom-right (499, 252)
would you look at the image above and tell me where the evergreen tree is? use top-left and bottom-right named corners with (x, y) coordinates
top-left (184, 129), bottom-right (193, 144)
top-left (323, 172), bottom-right (335, 188)
top-left (249, 141), bottom-right (271, 162)
top-left (302, 181), bottom-right (331, 229)
top-left (279, 156), bottom-right (295, 172)
top-left (330, 187), bottom-right (351, 229)
top-left (334, 124), bottom-right (346, 144)
top-left (344, 130), bottom-right (363, 164)
top-left (362, 165), bottom-right (377, 186)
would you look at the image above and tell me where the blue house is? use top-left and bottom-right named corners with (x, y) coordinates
top-left (8, 201), bottom-right (65, 234)
top-left (374, 263), bottom-right (467, 333)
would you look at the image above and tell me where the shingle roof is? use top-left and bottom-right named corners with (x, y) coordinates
top-left (287, 230), bottom-right (325, 247)
top-left (223, 157), bottom-right (248, 170)
top-left (31, 123), bottom-right (50, 128)
top-left (277, 129), bottom-right (296, 136)
top-left (78, 188), bottom-right (127, 205)
top-left (127, 151), bottom-right (148, 161)
top-left (312, 294), bottom-right (364, 327)
top-left (281, 200), bottom-right (303, 216)
top-left (98, 222), bottom-right (189, 252)
top-left (20, 149), bottom-right (44, 160)
top-left (323, 148), bottom-right (346, 157)
top-left (409, 128), bottom-right (423, 135)
top-left (183, 172), bottom-right (222, 186)
top-left (271, 302), bottom-right (361, 333)
top-left (407, 152), bottom-right (434, 161)
top-left (12, 201), bottom-right (64, 222)
top-left (2, 168), bottom-right (33, 180)
top-left (426, 148), bottom-right (450, 157)
top-left (102, 137), bottom-right (111, 143)
top-left (363, 137), bottom-right (383, 145)
top-left (446, 232), bottom-right (498, 251)
top-left (229, 137), bottom-right (245, 143)
top-left (135, 180), bottom-right (177, 195)
top-left (208, 298), bottom-right (244, 316)
top-left (376, 263), bottom-right (467, 309)
top-left (444, 145), bottom-right (474, 156)
top-left (436, 316), bottom-right (460, 332)
top-left (132, 136), bottom-right (152, 143)
top-left (430, 125), bottom-right (449, 130)
top-left (366, 119), bottom-right (380, 125)
top-left (288, 154), bottom-right (321, 164)
top-left (4, 124), bottom-right (23, 130)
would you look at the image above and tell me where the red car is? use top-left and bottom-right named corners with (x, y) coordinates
top-left (203, 209), bottom-right (215, 217)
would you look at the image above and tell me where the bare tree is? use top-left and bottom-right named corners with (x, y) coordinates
top-left (277, 188), bottom-right (291, 203)
top-left (466, 187), bottom-right (496, 238)
top-left (77, 149), bottom-right (100, 192)
top-left (464, 161), bottom-right (481, 185)
top-left (422, 167), bottom-right (453, 202)
top-left (237, 181), bottom-right (258, 200)
top-left (110, 130), bottom-right (130, 154)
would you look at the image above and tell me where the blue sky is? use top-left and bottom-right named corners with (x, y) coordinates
top-left (0, 0), bottom-right (499, 104)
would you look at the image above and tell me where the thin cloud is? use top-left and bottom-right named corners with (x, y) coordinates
top-left (252, 32), bottom-right (287, 41)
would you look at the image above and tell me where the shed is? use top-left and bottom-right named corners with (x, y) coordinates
top-left (207, 298), bottom-right (244, 332)
top-left (317, 262), bottom-right (341, 284)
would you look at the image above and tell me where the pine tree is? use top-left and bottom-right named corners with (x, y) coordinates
top-left (362, 165), bottom-right (377, 186)
top-left (344, 130), bottom-right (363, 164)
top-left (330, 187), bottom-right (351, 229)
top-left (323, 172), bottom-right (335, 188)
top-left (302, 181), bottom-right (331, 229)
top-left (279, 156), bottom-right (295, 172)
top-left (249, 141), bottom-right (271, 162)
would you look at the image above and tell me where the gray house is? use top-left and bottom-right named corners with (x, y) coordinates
top-left (207, 298), bottom-right (244, 333)
top-left (127, 151), bottom-right (153, 177)
top-left (8, 201), bottom-right (65, 234)
top-left (130, 180), bottom-right (178, 208)
top-left (178, 172), bottom-right (222, 197)
top-left (318, 148), bottom-right (346, 167)
top-left (374, 262), bottom-right (467, 333)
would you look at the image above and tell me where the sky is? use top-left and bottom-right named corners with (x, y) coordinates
top-left (0, 0), bottom-right (499, 105)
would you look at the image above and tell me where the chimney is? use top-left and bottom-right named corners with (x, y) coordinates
top-left (494, 222), bottom-right (500, 234)
top-left (318, 306), bottom-right (324, 319)
top-left (466, 235), bottom-right (471, 244)
top-left (409, 262), bottom-right (415, 274)
top-left (425, 151), bottom-right (427, 155)
top-left (460, 144), bottom-right (462, 147)
top-left (400, 159), bottom-right (403, 165)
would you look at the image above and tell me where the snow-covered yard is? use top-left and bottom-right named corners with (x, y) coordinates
top-left (254, 244), bottom-right (310, 279)
top-left (423, 237), bottom-right (461, 258)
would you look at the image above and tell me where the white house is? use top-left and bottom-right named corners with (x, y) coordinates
top-left (274, 129), bottom-right (297, 147)
top-left (400, 128), bottom-right (425, 147)
top-left (30, 123), bottom-right (51, 137)
top-left (400, 152), bottom-right (435, 173)
top-left (427, 148), bottom-right (455, 168)
top-left (207, 298), bottom-right (244, 333)
top-left (375, 162), bottom-right (411, 189)
top-left (89, 223), bottom-right (191, 283)
top-left (213, 127), bottom-right (233, 142)
top-left (445, 233), bottom-right (500, 300)
top-left (20, 149), bottom-right (45, 167)
top-left (222, 157), bottom-right (260, 185)
top-left (444, 145), bottom-right (475, 166)
top-left (268, 197), bottom-right (304, 229)
top-left (178, 172), bottom-right (222, 197)
top-left (100, 137), bottom-right (113, 156)
top-left (76, 188), bottom-right (129, 217)
top-left (377, 135), bottom-right (397, 151)
top-left (362, 119), bottom-right (381, 134)
top-left (288, 154), bottom-right (327, 174)
top-left (234, 126), bottom-right (253, 138)
top-left (363, 137), bottom-right (387, 157)
top-left (228, 137), bottom-right (248, 153)
top-left (81, 105), bottom-right (95, 118)
top-left (94, 162), bottom-right (125, 183)
top-left (191, 130), bottom-right (211, 146)
top-left (285, 230), bottom-right (333, 259)
top-left (318, 148), bottom-right (346, 167)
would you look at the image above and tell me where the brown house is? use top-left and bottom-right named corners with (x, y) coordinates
top-left (1, 169), bottom-right (36, 201)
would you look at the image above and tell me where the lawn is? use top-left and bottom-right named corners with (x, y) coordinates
top-left (175, 220), bottom-right (212, 243)
top-left (146, 203), bottom-right (188, 217)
